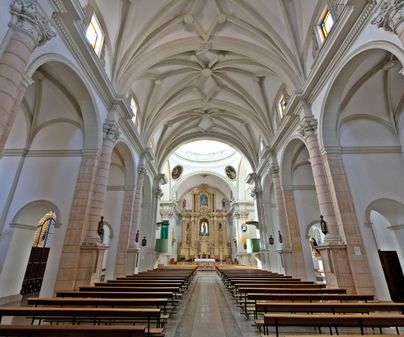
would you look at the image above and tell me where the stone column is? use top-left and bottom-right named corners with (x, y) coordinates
top-left (371, 0), bottom-right (404, 47)
top-left (114, 187), bottom-right (135, 277)
top-left (55, 154), bottom-right (99, 291)
top-left (269, 160), bottom-right (294, 276)
top-left (322, 150), bottom-right (375, 294)
top-left (0, 0), bottom-right (55, 152)
top-left (126, 166), bottom-right (146, 274)
top-left (78, 119), bottom-right (120, 287)
top-left (298, 110), bottom-right (355, 291)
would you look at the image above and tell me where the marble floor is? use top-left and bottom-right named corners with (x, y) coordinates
top-left (164, 271), bottom-right (260, 337)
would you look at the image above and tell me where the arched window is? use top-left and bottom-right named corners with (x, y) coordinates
top-left (86, 13), bottom-right (104, 56)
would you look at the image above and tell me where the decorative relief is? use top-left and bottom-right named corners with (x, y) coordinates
top-left (269, 163), bottom-right (280, 178)
top-left (225, 165), bottom-right (236, 180)
top-left (10, 0), bottom-right (55, 47)
top-left (171, 165), bottom-right (183, 180)
top-left (103, 120), bottom-right (120, 141)
top-left (298, 115), bottom-right (318, 139)
top-left (371, 0), bottom-right (404, 34)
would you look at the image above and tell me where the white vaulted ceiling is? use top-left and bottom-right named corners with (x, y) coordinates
top-left (81, 0), bottom-right (323, 168)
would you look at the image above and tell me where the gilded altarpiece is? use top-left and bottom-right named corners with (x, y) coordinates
top-left (179, 184), bottom-right (230, 260)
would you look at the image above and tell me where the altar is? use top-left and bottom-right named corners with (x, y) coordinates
top-left (194, 258), bottom-right (216, 271)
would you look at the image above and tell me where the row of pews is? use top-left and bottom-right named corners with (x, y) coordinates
top-left (217, 266), bottom-right (404, 337)
top-left (0, 266), bottom-right (197, 336)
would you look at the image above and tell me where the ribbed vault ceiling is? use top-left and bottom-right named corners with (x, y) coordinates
top-left (83, 0), bottom-right (322, 168)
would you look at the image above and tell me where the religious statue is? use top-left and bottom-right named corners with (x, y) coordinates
top-left (310, 237), bottom-right (321, 258)
top-left (182, 198), bottom-right (186, 208)
top-left (222, 197), bottom-right (226, 208)
top-left (200, 221), bottom-right (209, 236)
top-left (97, 216), bottom-right (104, 242)
top-left (200, 193), bottom-right (208, 206)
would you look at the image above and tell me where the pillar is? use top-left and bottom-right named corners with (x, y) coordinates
top-left (269, 159), bottom-right (295, 276)
top-left (126, 165), bottom-right (146, 274)
top-left (371, 0), bottom-right (404, 47)
top-left (0, 0), bottom-right (55, 152)
top-left (114, 187), bottom-right (135, 277)
top-left (322, 150), bottom-right (375, 294)
top-left (298, 109), bottom-right (355, 291)
top-left (77, 119), bottom-right (120, 287)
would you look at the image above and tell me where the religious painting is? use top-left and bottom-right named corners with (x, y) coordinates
top-left (171, 165), bottom-right (183, 180)
top-left (200, 193), bottom-right (208, 206)
top-left (199, 220), bottom-right (209, 236)
top-left (225, 165), bottom-right (236, 180)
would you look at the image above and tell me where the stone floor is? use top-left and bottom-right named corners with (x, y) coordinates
top-left (165, 271), bottom-right (260, 337)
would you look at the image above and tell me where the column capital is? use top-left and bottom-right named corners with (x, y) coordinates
top-left (103, 120), bottom-right (120, 142)
top-left (298, 115), bottom-right (318, 139)
top-left (152, 187), bottom-right (163, 199)
top-left (371, 0), bottom-right (404, 34)
top-left (10, 0), bottom-right (56, 47)
top-left (137, 166), bottom-right (146, 176)
top-left (269, 162), bottom-right (280, 178)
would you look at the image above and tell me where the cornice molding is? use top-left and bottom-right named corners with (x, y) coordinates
top-left (1, 149), bottom-right (85, 157)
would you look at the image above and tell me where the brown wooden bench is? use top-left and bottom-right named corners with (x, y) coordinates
top-left (262, 313), bottom-right (404, 337)
top-left (255, 301), bottom-right (404, 320)
top-left (0, 324), bottom-right (145, 337)
top-left (27, 297), bottom-right (169, 314)
top-left (0, 307), bottom-right (161, 336)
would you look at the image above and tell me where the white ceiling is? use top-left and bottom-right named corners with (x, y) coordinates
top-left (81, 0), bottom-right (326, 167)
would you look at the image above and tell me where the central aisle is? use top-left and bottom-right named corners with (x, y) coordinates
top-left (165, 271), bottom-right (259, 337)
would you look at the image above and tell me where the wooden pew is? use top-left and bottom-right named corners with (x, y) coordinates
top-left (255, 301), bottom-right (404, 320)
top-left (27, 297), bottom-right (169, 314)
top-left (0, 307), bottom-right (160, 336)
top-left (262, 313), bottom-right (404, 337)
top-left (0, 325), bottom-right (145, 337)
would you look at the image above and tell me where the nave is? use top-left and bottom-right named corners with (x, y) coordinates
top-left (1, 265), bottom-right (404, 337)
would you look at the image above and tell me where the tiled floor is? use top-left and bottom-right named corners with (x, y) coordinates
top-left (165, 271), bottom-right (260, 337)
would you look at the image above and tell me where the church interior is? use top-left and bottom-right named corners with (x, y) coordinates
top-left (0, 0), bottom-right (404, 336)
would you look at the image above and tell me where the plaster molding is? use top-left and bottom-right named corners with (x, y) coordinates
top-left (341, 145), bottom-right (403, 154)
top-left (9, 0), bottom-right (56, 47)
top-left (1, 149), bottom-right (83, 157)
top-left (371, 0), bottom-right (404, 34)
top-left (9, 222), bottom-right (36, 231)
top-left (387, 224), bottom-right (404, 231)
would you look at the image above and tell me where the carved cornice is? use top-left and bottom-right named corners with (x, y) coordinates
top-left (371, 0), bottom-right (404, 34)
top-left (10, 0), bottom-right (55, 47)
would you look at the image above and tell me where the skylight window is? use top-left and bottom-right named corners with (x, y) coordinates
top-left (278, 95), bottom-right (287, 117)
top-left (130, 97), bottom-right (137, 123)
top-left (319, 10), bottom-right (334, 40)
top-left (86, 14), bottom-right (104, 56)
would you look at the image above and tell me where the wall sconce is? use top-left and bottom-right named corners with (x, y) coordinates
top-left (241, 224), bottom-right (247, 232)
top-left (268, 235), bottom-right (274, 245)
top-left (278, 230), bottom-right (283, 243)
top-left (141, 236), bottom-right (147, 247)
top-left (320, 215), bottom-right (328, 235)
top-left (243, 242), bottom-right (247, 249)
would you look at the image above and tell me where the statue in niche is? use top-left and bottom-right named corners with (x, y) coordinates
top-left (186, 233), bottom-right (190, 244)
top-left (186, 223), bottom-right (190, 231)
top-left (200, 221), bottom-right (209, 236)
top-left (182, 198), bottom-right (186, 208)
top-left (200, 193), bottom-right (208, 206)
top-left (222, 198), bottom-right (226, 208)
top-left (218, 223), bottom-right (222, 231)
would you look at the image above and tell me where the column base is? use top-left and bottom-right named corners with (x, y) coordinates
top-left (276, 249), bottom-right (293, 276)
top-left (75, 243), bottom-right (107, 288)
top-left (317, 243), bottom-right (355, 291)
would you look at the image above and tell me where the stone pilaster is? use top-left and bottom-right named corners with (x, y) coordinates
top-left (322, 151), bottom-right (375, 294)
top-left (0, 0), bottom-right (55, 152)
top-left (371, 0), bottom-right (404, 46)
top-left (55, 154), bottom-right (99, 291)
top-left (298, 110), bottom-right (355, 291)
top-left (269, 159), bottom-right (294, 276)
top-left (77, 119), bottom-right (120, 287)
top-left (126, 166), bottom-right (146, 274)
top-left (282, 189), bottom-right (307, 279)
top-left (114, 188), bottom-right (135, 277)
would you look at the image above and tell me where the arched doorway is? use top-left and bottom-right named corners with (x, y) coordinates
top-left (307, 222), bottom-right (325, 283)
top-left (21, 211), bottom-right (56, 295)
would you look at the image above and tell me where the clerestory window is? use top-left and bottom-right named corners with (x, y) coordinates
top-left (86, 14), bottom-right (104, 56)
